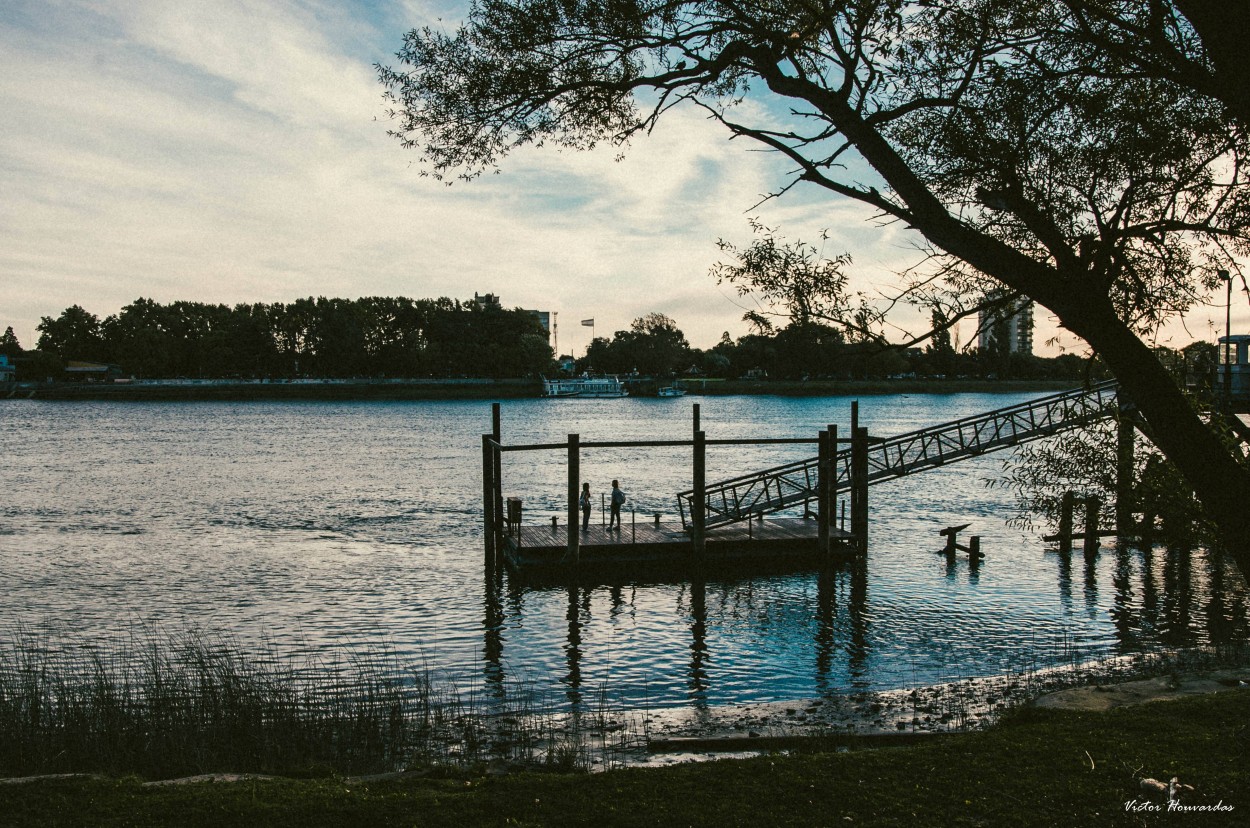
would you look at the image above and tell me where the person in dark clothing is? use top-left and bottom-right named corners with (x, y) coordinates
top-left (580, 482), bottom-right (592, 531)
top-left (608, 479), bottom-right (625, 530)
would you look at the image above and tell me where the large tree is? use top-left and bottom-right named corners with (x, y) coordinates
top-left (379, 0), bottom-right (1250, 561)
top-left (36, 305), bottom-right (106, 363)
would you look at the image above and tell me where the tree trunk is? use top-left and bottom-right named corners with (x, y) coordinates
top-left (1055, 293), bottom-right (1250, 567)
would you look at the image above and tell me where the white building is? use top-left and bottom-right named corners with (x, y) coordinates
top-left (977, 297), bottom-right (1034, 356)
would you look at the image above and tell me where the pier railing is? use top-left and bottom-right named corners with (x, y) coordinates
top-left (676, 381), bottom-right (1121, 529)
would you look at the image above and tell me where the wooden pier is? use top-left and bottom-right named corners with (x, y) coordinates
top-left (503, 517), bottom-right (855, 576)
top-left (482, 383), bottom-right (1139, 576)
top-left (483, 401), bottom-right (865, 576)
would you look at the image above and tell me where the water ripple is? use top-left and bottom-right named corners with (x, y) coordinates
top-left (2, 395), bottom-right (1247, 711)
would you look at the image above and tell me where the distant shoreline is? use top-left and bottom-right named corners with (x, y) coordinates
top-left (3, 377), bottom-right (1084, 401)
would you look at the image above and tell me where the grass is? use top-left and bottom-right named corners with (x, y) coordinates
top-left (0, 688), bottom-right (1245, 827)
top-left (3, 627), bottom-right (1247, 825)
top-left (0, 627), bottom-right (645, 781)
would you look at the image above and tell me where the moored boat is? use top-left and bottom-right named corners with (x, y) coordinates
top-left (542, 374), bottom-right (628, 398)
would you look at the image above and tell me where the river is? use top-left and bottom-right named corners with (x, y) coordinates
top-left (2, 392), bottom-right (1246, 713)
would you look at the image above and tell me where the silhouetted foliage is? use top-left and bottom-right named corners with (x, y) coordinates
top-left (30, 297), bottom-right (553, 379)
top-left (583, 313), bottom-right (693, 376)
top-left (0, 327), bottom-right (20, 358)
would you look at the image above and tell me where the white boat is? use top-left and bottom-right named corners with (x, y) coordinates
top-left (656, 386), bottom-right (686, 397)
top-left (542, 375), bottom-right (628, 398)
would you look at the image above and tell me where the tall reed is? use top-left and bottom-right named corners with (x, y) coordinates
top-left (0, 626), bottom-right (629, 779)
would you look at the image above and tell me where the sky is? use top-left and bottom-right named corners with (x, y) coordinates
top-left (2, 0), bottom-right (1244, 358)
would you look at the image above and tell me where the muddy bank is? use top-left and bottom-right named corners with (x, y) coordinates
top-left (625, 649), bottom-right (1250, 766)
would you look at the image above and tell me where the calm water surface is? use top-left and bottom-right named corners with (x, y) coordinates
top-left (3, 393), bottom-right (1247, 711)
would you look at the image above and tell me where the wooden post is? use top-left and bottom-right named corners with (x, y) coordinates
top-left (829, 423), bottom-right (838, 534)
top-left (482, 434), bottom-right (496, 566)
top-left (567, 433), bottom-right (580, 564)
top-left (693, 429), bottom-right (707, 555)
top-left (693, 402), bottom-right (700, 435)
top-left (817, 428), bottom-right (830, 557)
top-left (852, 425), bottom-right (869, 554)
top-left (492, 403), bottom-right (503, 540)
top-left (1116, 407), bottom-right (1135, 537)
top-left (1084, 495), bottom-right (1101, 557)
top-left (1059, 491), bottom-right (1075, 554)
top-left (849, 403), bottom-right (862, 552)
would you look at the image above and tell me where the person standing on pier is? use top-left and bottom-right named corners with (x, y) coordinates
top-left (580, 482), bottom-right (592, 531)
top-left (608, 479), bottom-right (625, 531)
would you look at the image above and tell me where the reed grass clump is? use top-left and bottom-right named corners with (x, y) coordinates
top-left (0, 627), bottom-right (640, 780)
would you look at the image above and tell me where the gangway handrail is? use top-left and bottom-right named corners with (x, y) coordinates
top-left (677, 381), bottom-right (1121, 529)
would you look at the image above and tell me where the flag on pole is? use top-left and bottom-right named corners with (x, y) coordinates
top-left (580, 318), bottom-right (594, 326)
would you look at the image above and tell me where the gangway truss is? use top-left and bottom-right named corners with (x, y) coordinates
top-left (677, 381), bottom-right (1122, 530)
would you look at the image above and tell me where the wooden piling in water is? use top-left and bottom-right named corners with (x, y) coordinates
top-left (852, 425), bottom-right (869, 554)
top-left (567, 433), bottom-right (580, 564)
top-left (817, 427), bottom-right (831, 557)
top-left (1059, 491), bottom-right (1075, 554)
top-left (1047, 490), bottom-right (1114, 551)
top-left (693, 429), bottom-right (706, 556)
top-left (828, 423), bottom-right (838, 535)
top-left (1084, 495), bottom-right (1102, 556)
top-left (492, 403), bottom-right (503, 543)
top-left (482, 433), bottom-right (496, 567)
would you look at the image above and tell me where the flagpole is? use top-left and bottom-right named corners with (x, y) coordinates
top-left (579, 317), bottom-right (595, 365)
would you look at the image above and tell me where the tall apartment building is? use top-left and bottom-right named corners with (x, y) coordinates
top-left (977, 296), bottom-right (1034, 356)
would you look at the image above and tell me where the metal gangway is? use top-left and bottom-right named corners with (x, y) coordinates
top-left (677, 381), bottom-right (1121, 530)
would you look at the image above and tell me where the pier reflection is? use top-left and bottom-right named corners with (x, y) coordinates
top-left (481, 537), bottom-right (1247, 712)
top-left (1074, 539), bottom-right (1250, 649)
top-left (488, 560), bottom-right (877, 705)
top-left (687, 576), bottom-right (709, 706)
top-left (564, 583), bottom-right (585, 705)
top-left (1110, 543), bottom-right (1137, 647)
top-left (482, 565), bottom-right (505, 703)
top-left (814, 567), bottom-right (835, 696)
top-left (847, 560), bottom-right (869, 682)
top-left (1051, 546), bottom-right (1075, 615)
top-left (1083, 546), bottom-right (1099, 619)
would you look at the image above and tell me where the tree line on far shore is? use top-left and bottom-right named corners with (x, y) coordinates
top-left (7, 297), bottom-right (553, 380)
top-left (2, 299), bottom-right (1132, 384)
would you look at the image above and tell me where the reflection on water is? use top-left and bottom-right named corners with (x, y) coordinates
top-left (686, 578), bottom-right (708, 706)
top-left (483, 541), bottom-right (1249, 712)
top-left (2, 396), bottom-right (1248, 714)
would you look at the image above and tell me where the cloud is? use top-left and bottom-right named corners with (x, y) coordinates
top-left (2, 0), bottom-right (1238, 356)
top-left (2, 0), bottom-right (785, 348)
